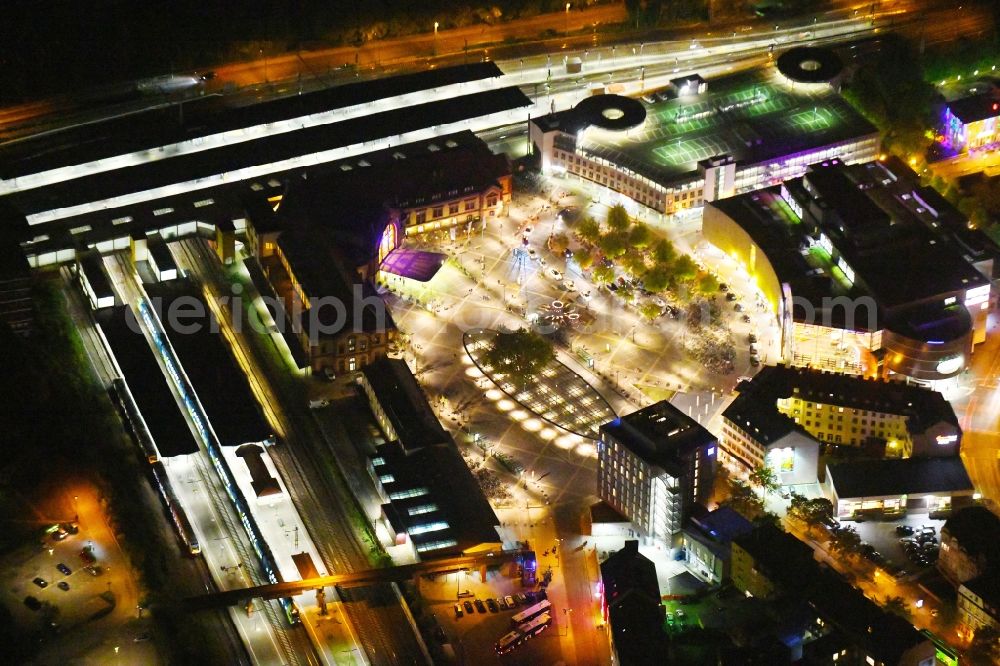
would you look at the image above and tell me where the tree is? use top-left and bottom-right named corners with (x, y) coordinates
top-left (749, 464), bottom-right (780, 494)
top-left (672, 255), bottom-right (699, 282)
top-left (592, 264), bottom-right (615, 286)
top-left (721, 478), bottom-right (764, 519)
top-left (480, 329), bottom-right (554, 386)
top-left (639, 302), bottom-right (662, 322)
top-left (642, 266), bottom-right (671, 293)
top-left (882, 596), bottom-right (911, 620)
top-left (576, 217), bottom-right (601, 244)
top-left (753, 512), bottom-right (783, 531)
top-left (696, 272), bottom-right (720, 294)
top-left (574, 246), bottom-right (594, 271)
top-left (790, 497), bottom-right (834, 533)
top-left (598, 231), bottom-right (629, 259)
top-left (621, 252), bottom-right (647, 280)
top-left (967, 625), bottom-right (1000, 666)
top-left (547, 233), bottom-right (570, 255)
top-left (606, 203), bottom-right (631, 231)
top-left (829, 525), bottom-right (862, 556)
top-left (652, 238), bottom-right (677, 265)
top-left (627, 223), bottom-right (652, 249)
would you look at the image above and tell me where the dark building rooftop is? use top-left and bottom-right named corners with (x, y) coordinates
top-left (733, 522), bottom-right (816, 589)
top-left (146, 279), bottom-right (271, 447)
top-left (600, 400), bottom-right (716, 476)
top-left (0, 62), bottom-right (505, 180)
top-left (7, 86), bottom-right (530, 219)
top-left (806, 568), bottom-right (930, 665)
top-left (362, 357), bottom-right (450, 451)
top-left (723, 364), bottom-right (959, 446)
top-left (235, 444), bottom-right (281, 498)
top-left (97, 306), bottom-right (197, 457)
top-left (737, 524), bottom-right (931, 664)
top-left (373, 440), bottom-right (500, 558)
top-left (600, 540), bottom-right (668, 666)
top-left (947, 93), bottom-right (1000, 125)
top-left (690, 506), bottom-right (754, 544)
top-left (963, 573), bottom-right (1000, 612)
top-left (942, 505), bottom-right (1000, 566)
top-left (275, 229), bottom-right (395, 335)
top-left (827, 456), bottom-right (973, 499)
top-left (275, 131), bottom-right (509, 269)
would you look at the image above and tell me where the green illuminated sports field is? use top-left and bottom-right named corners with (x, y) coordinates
top-left (583, 71), bottom-right (875, 183)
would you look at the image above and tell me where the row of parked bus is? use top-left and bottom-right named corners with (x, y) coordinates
top-left (495, 600), bottom-right (552, 655)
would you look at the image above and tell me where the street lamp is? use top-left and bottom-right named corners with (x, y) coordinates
top-left (565, 3), bottom-right (571, 34)
top-left (434, 22), bottom-right (439, 56)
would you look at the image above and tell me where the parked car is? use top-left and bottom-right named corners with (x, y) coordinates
top-left (57, 581), bottom-right (70, 591)
top-left (748, 333), bottom-right (757, 344)
top-left (33, 577), bottom-right (48, 588)
top-left (895, 525), bottom-right (914, 536)
top-left (308, 398), bottom-right (330, 409)
top-left (547, 268), bottom-right (564, 281)
top-left (719, 283), bottom-right (729, 292)
top-left (85, 565), bottom-right (101, 577)
top-left (454, 603), bottom-right (463, 618)
top-left (563, 248), bottom-right (574, 259)
top-left (749, 355), bottom-right (760, 367)
top-left (741, 314), bottom-right (751, 323)
top-left (505, 595), bottom-right (516, 608)
top-left (642, 94), bottom-right (657, 104)
top-left (56, 563), bottom-right (71, 576)
top-left (486, 598), bottom-right (499, 613)
top-left (474, 599), bottom-right (487, 613)
top-left (463, 600), bottom-right (475, 614)
top-left (563, 280), bottom-right (575, 291)
top-left (726, 292), bottom-right (738, 301)
top-left (498, 597), bottom-right (508, 610)
top-left (24, 596), bottom-right (41, 611)
top-left (514, 593), bottom-right (527, 605)
top-left (51, 528), bottom-right (68, 541)
top-left (734, 303), bottom-right (744, 312)
top-left (675, 609), bottom-right (686, 620)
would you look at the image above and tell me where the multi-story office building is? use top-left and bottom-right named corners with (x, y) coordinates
top-left (598, 401), bottom-right (716, 546)
top-left (704, 157), bottom-right (995, 389)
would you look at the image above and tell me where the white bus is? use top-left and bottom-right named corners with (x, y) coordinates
top-left (510, 599), bottom-right (551, 628)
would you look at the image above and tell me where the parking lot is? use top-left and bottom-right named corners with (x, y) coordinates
top-left (847, 515), bottom-right (946, 577)
top-left (417, 567), bottom-right (565, 665)
top-left (0, 483), bottom-right (157, 664)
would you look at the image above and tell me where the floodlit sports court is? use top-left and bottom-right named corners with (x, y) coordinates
top-left (583, 71), bottom-right (875, 183)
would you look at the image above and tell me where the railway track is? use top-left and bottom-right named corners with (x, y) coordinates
top-left (172, 238), bottom-right (427, 665)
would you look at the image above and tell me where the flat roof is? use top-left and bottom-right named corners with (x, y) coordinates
top-left (145, 279), bottom-right (271, 447)
top-left (827, 457), bottom-right (973, 499)
top-left (373, 441), bottom-right (500, 558)
top-left (575, 70), bottom-right (877, 186)
top-left (8, 86), bottom-right (530, 219)
top-left (600, 400), bottom-right (716, 475)
top-left (148, 240), bottom-right (177, 273)
top-left (78, 253), bottom-right (113, 298)
top-left (0, 62), bottom-right (504, 180)
top-left (946, 93), bottom-right (1000, 125)
top-left (362, 357), bottom-right (450, 451)
top-left (98, 306), bottom-right (198, 457)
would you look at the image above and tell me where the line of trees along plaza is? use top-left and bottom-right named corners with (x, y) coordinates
top-left (565, 203), bottom-right (737, 373)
